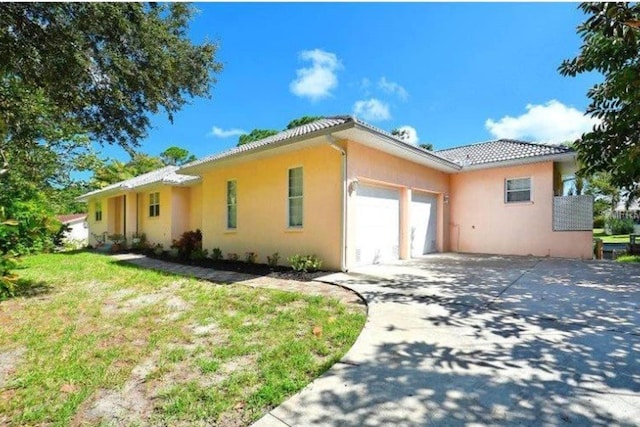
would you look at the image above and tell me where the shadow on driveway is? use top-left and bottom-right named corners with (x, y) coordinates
top-left (257, 254), bottom-right (640, 426)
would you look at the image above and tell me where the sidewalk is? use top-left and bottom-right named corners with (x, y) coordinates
top-left (112, 253), bottom-right (363, 306)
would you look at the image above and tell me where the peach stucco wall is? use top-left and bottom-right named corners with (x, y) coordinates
top-left (345, 141), bottom-right (451, 268)
top-left (449, 161), bottom-right (593, 259)
top-left (197, 143), bottom-right (343, 270)
top-left (87, 197), bottom-right (108, 246)
top-left (137, 185), bottom-right (173, 247)
top-left (189, 184), bottom-right (203, 232)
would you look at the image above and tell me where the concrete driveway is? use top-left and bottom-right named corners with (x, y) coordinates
top-left (253, 254), bottom-right (640, 427)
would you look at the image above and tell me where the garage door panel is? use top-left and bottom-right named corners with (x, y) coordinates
top-left (355, 185), bottom-right (400, 266)
top-left (411, 192), bottom-right (437, 257)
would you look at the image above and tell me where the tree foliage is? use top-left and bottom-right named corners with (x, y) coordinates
top-left (160, 146), bottom-right (196, 166)
top-left (237, 129), bottom-right (279, 146)
top-left (559, 2), bottom-right (640, 189)
top-left (285, 116), bottom-right (324, 129)
top-left (0, 3), bottom-right (221, 156)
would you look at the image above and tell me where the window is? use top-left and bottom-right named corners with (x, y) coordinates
top-left (95, 201), bottom-right (102, 222)
top-left (227, 180), bottom-right (237, 229)
top-left (505, 178), bottom-right (532, 203)
top-left (149, 192), bottom-right (160, 217)
top-left (288, 167), bottom-right (303, 227)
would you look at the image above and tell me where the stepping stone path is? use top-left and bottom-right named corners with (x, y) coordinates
top-left (112, 254), bottom-right (364, 306)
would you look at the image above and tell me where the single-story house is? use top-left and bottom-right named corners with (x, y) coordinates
top-left (78, 116), bottom-right (593, 271)
top-left (57, 213), bottom-right (89, 245)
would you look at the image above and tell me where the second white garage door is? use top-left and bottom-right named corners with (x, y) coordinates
top-left (410, 191), bottom-right (438, 257)
top-left (355, 185), bottom-right (400, 265)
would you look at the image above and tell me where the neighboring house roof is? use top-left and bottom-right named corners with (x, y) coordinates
top-left (77, 165), bottom-right (200, 201)
top-left (435, 139), bottom-right (574, 168)
top-left (615, 199), bottom-right (640, 212)
top-left (57, 213), bottom-right (87, 224)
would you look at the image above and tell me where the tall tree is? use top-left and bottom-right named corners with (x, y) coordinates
top-left (160, 146), bottom-right (196, 166)
top-left (91, 154), bottom-right (165, 188)
top-left (0, 3), bottom-right (221, 163)
top-left (559, 2), bottom-right (640, 190)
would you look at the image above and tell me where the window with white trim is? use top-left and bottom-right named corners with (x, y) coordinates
top-left (149, 192), bottom-right (160, 217)
top-left (288, 167), bottom-right (303, 227)
top-left (95, 201), bottom-right (102, 222)
top-left (227, 180), bottom-right (237, 229)
top-left (505, 177), bottom-right (532, 203)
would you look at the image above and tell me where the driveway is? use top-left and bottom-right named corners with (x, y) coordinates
top-left (253, 254), bottom-right (640, 427)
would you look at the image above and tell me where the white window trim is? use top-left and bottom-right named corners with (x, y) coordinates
top-left (226, 179), bottom-right (237, 230)
top-left (287, 166), bottom-right (303, 228)
top-left (149, 192), bottom-right (160, 217)
top-left (504, 176), bottom-right (533, 204)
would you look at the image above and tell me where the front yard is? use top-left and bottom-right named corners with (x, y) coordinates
top-left (0, 252), bottom-right (365, 426)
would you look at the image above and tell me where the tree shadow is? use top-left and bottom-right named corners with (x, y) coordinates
top-left (271, 254), bottom-right (640, 426)
top-left (4, 278), bottom-right (52, 300)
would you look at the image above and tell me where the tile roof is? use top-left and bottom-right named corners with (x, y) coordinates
top-left (181, 116), bottom-right (353, 170)
top-left (57, 213), bottom-right (87, 223)
top-left (435, 139), bottom-right (573, 167)
top-left (78, 166), bottom-right (199, 200)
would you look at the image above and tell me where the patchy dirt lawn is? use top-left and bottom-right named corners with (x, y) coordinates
top-left (0, 252), bottom-right (365, 426)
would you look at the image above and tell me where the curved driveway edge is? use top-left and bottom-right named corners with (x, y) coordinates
top-left (252, 254), bottom-right (640, 427)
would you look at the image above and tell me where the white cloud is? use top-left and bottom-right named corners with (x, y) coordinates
top-left (353, 98), bottom-right (391, 122)
top-left (485, 100), bottom-right (599, 144)
top-left (394, 125), bottom-right (419, 145)
top-left (207, 126), bottom-right (247, 138)
top-left (289, 49), bottom-right (341, 101)
top-left (378, 77), bottom-right (409, 101)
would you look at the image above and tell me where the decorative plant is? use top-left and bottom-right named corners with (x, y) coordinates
top-left (171, 229), bottom-right (202, 260)
top-left (227, 252), bottom-right (238, 262)
top-left (210, 247), bottom-right (223, 261)
top-left (153, 243), bottom-right (164, 257)
top-left (245, 252), bottom-right (258, 264)
top-left (288, 254), bottom-right (323, 273)
top-left (267, 252), bottom-right (280, 268)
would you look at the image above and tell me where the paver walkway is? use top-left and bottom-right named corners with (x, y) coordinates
top-left (111, 253), bottom-right (363, 306)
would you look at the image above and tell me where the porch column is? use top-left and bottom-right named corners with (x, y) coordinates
top-left (399, 187), bottom-right (411, 260)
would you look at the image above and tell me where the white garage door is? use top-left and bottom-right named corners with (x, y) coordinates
top-left (411, 191), bottom-right (437, 257)
top-left (355, 185), bottom-right (400, 265)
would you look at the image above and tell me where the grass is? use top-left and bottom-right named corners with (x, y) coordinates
top-left (593, 228), bottom-right (633, 244)
top-left (0, 251), bottom-right (365, 426)
top-left (617, 255), bottom-right (640, 263)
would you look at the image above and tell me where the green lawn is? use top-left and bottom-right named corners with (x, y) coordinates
top-left (593, 228), bottom-right (634, 244)
top-left (0, 252), bottom-right (365, 426)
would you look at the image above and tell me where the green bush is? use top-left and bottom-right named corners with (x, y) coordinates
top-left (190, 248), bottom-right (208, 262)
top-left (288, 254), bottom-right (323, 273)
top-left (0, 255), bottom-right (19, 299)
top-left (210, 247), bottom-right (223, 261)
top-left (593, 215), bottom-right (605, 229)
top-left (605, 217), bottom-right (635, 235)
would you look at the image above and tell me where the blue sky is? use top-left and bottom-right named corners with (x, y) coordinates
top-left (100, 2), bottom-right (601, 163)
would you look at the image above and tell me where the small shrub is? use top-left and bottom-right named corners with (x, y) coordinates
top-left (245, 252), bottom-right (258, 264)
top-left (593, 215), bottom-right (605, 229)
top-left (210, 247), bottom-right (223, 261)
top-left (1, 255), bottom-right (19, 300)
top-left (190, 248), bottom-right (209, 262)
top-left (153, 243), bottom-right (164, 257)
top-left (288, 254), bottom-right (323, 273)
top-left (227, 253), bottom-right (239, 262)
top-left (130, 233), bottom-right (148, 251)
top-left (605, 217), bottom-right (635, 235)
top-left (107, 233), bottom-right (126, 245)
top-left (171, 229), bottom-right (202, 260)
top-left (267, 252), bottom-right (280, 268)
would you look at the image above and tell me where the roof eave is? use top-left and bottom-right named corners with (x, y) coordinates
top-left (457, 151), bottom-right (576, 172)
top-left (350, 122), bottom-right (462, 172)
top-left (177, 120), bottom-right (357, 175)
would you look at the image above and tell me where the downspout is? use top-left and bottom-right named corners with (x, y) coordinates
top-left (325, 134), bottom-right (348, 272)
